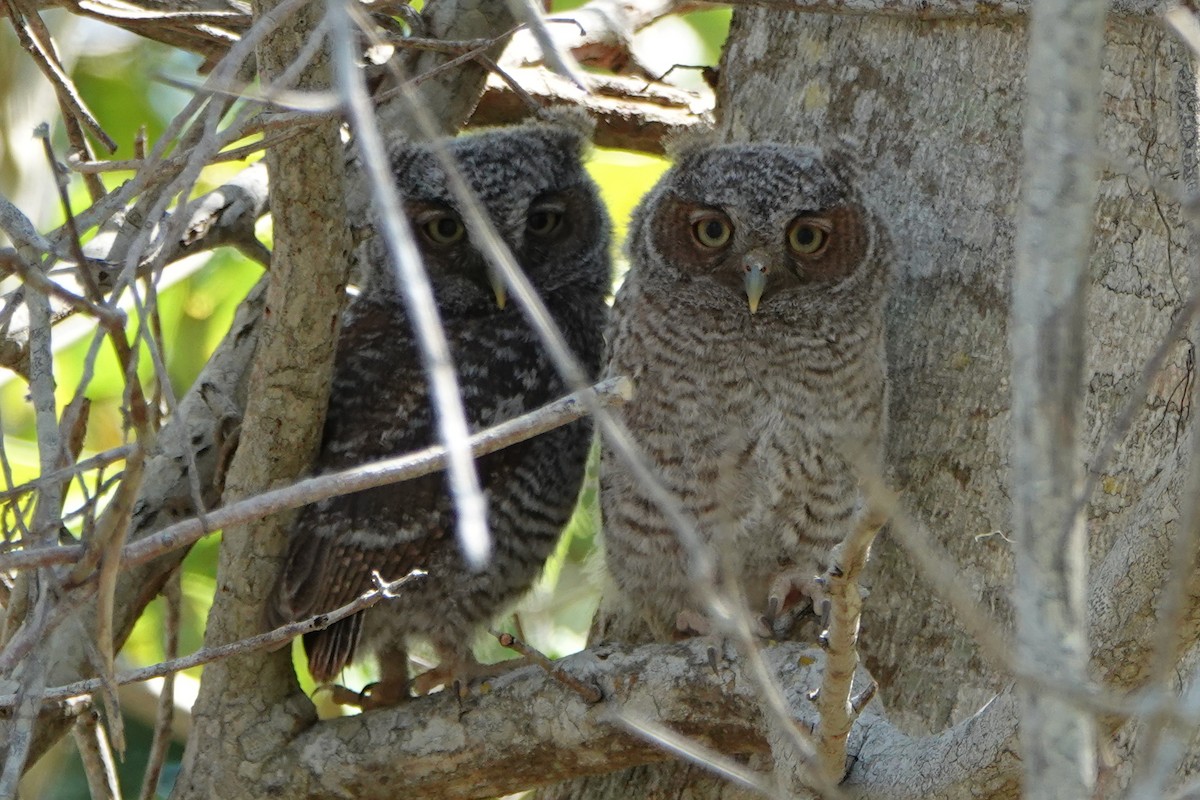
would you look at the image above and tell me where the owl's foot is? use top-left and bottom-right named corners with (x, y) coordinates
top-left (410, 664), bottom-right (460, 697)
top-left (672, 611), bottom-right (738, 676)
top-left (411, 654), bottom-right (521, 697)
top-left (360, 677), bottom-right (413, 709)
top-left (762, 569), bottom-right (828, 638)
top-left (674, 608), bottom-right (711, 638)
top-left (321, 678), bottom-right (411, 710)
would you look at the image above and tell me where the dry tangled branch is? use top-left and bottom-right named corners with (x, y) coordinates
top-left (6, 0), bottom-right (1200, 798)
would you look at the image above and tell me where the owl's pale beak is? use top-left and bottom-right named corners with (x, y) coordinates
top-left (488, 264), bottom-right (508, 309)
top-left (744, 258), bottom-right (768, 314)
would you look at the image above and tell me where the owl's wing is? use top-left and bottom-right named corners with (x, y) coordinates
top-left (267, 299), bottom-right (580, 680)
top-left (266, 300), bottom-right (455, 678)
top-left (277, 485), bottom-right (453, 681)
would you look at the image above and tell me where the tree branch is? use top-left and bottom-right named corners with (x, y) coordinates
top-left (0, 571), bottom-right (425, 707)
top-left (0, 377), bottom-right (631, 573)
top-left (813, 505), bottom-right (888, 784)
top-left (1010, 0), bottom-right (1104, 796)
top-left (717, 0), bottom-right (1164, 17)
top-left (470, 68), bottom-right (711, 154)
top-left (174, 637), bottom-right (1018, 800)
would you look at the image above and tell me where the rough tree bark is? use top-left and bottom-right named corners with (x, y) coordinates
top-left (167, 0), bottom-right (353, 790)
top-left (541, 3), bottom-right (1195, 798)
top-left (1010, 0), bottom-right (1105, 795)
top-left (168, 1), bottom-right (517, 796)
top-left (7, 0), bottom-right (1199, 796)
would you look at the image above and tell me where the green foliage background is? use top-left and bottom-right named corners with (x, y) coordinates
top-left (0, 7), bottom-right (729, 797)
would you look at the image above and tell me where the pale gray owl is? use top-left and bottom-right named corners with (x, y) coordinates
top-left (602, 142), bottom-right (889, 641)
top-left (267, 112), bottom-right (611, 705)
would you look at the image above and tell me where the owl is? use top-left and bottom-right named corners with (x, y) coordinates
top-left (601, 142), bottom-right (889, 642)
top-left (266, 112), bottom-right (611, 706)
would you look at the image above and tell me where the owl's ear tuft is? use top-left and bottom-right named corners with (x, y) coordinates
top-left (533, 106), bottom-right (597, 155)
top-left (821, 136), bottom-right (868, 185)
top-left (663, 125), bottom-right (718, 162)
top-left (664, 126), bottom-right (716, 161)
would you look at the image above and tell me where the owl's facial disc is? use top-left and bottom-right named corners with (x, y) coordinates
top-left (684, 207), bottom-right (775, 313)
top-left (413, 204), bottom-right (509, 309)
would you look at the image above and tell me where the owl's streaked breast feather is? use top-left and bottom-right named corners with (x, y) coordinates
top-left (266, 112), bottom-right (611, 696)
top-left (601, 142), bottom-right (889, 640)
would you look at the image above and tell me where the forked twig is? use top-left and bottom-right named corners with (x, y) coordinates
top-left (811, 505), bottom-right (889, 786)
top-left (71, 708), bottom-right (121, 800)
top-left (492, 630), bottom-right (602, 703)
top-left (0, 570), bottom-right (426, 707)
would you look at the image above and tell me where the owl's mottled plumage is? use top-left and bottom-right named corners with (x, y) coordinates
top-left (602, 142), bottom-right (889, 640)
top-left (267, 114), bottom-right (610, 699)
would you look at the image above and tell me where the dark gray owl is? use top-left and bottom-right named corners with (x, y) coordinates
top-left (267, 113), bottom-right (611, 705)
top-left (601, 142), bottom-right (889, 641)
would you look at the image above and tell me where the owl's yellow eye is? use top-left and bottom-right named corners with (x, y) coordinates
top-left (422, 214), bottom-right (465, 245)
top-left (692, 216), bottom-right (732, 249)
top-left (788, 219), bottom-right (829, 255)
top-left (527, 207), bottom-right (563, 237)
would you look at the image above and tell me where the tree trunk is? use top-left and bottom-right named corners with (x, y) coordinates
top-left (542, 4), bottom-right (1194, 797)
top-left (168, 0), bottom-right (351, 793)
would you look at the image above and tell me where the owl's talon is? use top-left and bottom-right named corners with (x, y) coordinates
top-left (764, 595), bottom-right (782, 625)
top-left (411, 665), bottom-right (454, 696)
top-left (707, 643), bottom-right (721, 675)
top-left (764, 569), bottom-right (828, 637)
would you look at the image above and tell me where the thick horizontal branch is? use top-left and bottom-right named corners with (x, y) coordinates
top-left (719, 0), bottom-right (1163, 17)
top-left (287, 639), bottom-right (797, 799)
top-left (470, 68), bottom-right (710, 154)
top-left (255, 638), bottom-right (1021, 800)
top-left (24, 0), bottom-right (1171, 50)
top-left (0, 377), bottom-right (631, 573)
top-left (501, 0), bottom-right (703, 77)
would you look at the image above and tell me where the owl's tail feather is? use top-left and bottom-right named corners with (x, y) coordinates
top-left (304, 614), bottom-right (364, 683)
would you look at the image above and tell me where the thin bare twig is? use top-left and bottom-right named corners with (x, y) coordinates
top-left (57, 102), bottom-right (107, 202)
top-left (37, 130), bottom-right (154, 440)
top-left (2, 0), bottom-right (117, 152)
top-left (369, 23), bottom-right (525, 105)
top-left (76, 449), bottom-right (146, 756)
top-left (607, 710), bottom-right (784, 798)
top-left (0, 192), bottom-right (74, 795)
top-left (0, 252), bottom-right (124, 330)
top-left (71, 708), bottom-right (121, 800)
top-left (812, 505), bottom-right (888, 786)
top-left (493, 630), bottom-right (602, 704)
top-left (0, 570), bottom-right (426, 707)
top-left (137, 570), bottom-right (180, 800)
top-left (0, 377), bottom-right (630, 573)
top-left (0, 604), bottom-right (51, 798)
top-left (503, 0), bottom-right (585, 89)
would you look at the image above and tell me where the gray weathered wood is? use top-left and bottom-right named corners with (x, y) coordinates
top-left (1010, 0), bottom-right (1105, 797)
